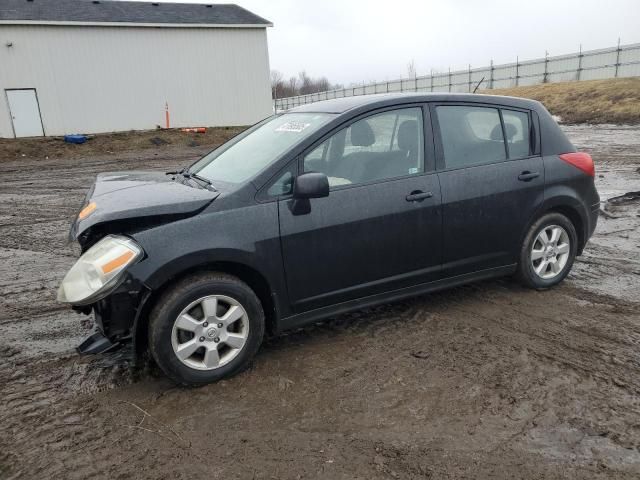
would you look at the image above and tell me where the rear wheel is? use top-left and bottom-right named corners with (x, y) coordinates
top-left (517, 212), bottom-right (578, 289)
top-left (148, 273), bottom-right (264, 386)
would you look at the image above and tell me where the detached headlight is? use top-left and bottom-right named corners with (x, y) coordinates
top-left (57, 235), bottom-right (143, 305)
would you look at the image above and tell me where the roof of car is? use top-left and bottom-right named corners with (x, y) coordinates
top-left (288, 93), bottom-right (541, 114)
top-left (0, 0), bottom-right (272, 27)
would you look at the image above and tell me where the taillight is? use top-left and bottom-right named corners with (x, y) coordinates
top-left (559, 152), bottom-right (595, 177)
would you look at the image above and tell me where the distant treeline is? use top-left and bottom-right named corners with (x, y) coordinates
top-left (271, 70), bottom-right (343, 99)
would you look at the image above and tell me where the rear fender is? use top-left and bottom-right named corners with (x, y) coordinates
top-left (520, 190), bottom-right (589, 254)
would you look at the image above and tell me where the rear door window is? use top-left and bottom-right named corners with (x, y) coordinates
top-left (502, 110), bottom-right (531, 159)
top-left (435, 105), bottom-right (506, 169)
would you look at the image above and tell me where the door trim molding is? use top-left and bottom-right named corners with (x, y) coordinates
top-left (278, 264), bottom-right (516, 332)
top-left (293, 262), bottom-right (442, 309)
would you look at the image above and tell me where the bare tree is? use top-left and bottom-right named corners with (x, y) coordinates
top-left (316, 77), bottom-right (331, 92)
top-left (298, 71), bottom-right (314, 95)
top-left (270, 70), bottom-right (284, 99)
top-left (270, 70), bottom-right (342, 98)
top-left (287, 76), bottom-right (299, 96)
top-left (407, 59), bottom-right (417, 79)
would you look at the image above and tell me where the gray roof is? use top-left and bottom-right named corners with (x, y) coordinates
top-left (289, 93), bottom-right (541, 114)
top-left (0, 0), bottom-right (272, 26)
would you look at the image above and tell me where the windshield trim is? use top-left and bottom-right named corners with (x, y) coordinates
top-left (188, 115), bottom-right (274, 174)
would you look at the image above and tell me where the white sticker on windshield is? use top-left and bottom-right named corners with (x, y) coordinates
top-left (276, 121), bottom-right (311, 133)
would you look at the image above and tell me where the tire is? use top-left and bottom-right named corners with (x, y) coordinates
top-left (148, 272), bottom-right (264, 386)
top-left (516, 212), bottom-right (578, 289)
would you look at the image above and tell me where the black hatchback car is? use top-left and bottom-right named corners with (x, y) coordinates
top-left (58, 93), bottom-right (599, 385)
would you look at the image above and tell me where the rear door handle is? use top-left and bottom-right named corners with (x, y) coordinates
top-left (406, 190), bottom-right (433, 202)
top-left (518, 171), bottom-right (540, 181)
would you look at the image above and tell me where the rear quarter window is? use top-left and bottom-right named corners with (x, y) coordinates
top-left (502, 110), bottom-right (531, 159)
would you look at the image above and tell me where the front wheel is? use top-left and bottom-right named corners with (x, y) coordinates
top-left (148, 273), bottom-right (265, 386)
top-left (517, 212), bottom-right (578, 289)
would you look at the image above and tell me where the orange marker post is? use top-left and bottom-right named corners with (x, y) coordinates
top-left (165, 102), bottom-right (170, 129)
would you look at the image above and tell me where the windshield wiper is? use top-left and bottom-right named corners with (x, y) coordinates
top-left (167, 168), bottom-right (217, 191)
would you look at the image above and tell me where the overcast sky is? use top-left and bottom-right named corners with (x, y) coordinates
top-left (156, 0), bottom-right (640, 85)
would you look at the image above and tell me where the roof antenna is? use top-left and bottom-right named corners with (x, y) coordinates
top-left (472, 76), bottom-right (485, 94)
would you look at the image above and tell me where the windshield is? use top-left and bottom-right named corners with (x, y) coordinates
top-left (192, 113), bottom-right (336, 184)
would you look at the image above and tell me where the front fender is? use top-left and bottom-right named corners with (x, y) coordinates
top-left (125, 200), bottom-right (291, 323)
top-left (129, 200), bottom-right (281, 283)
top-left (137, 247), bottom-right (277, 292)
top-left (127, 247), bottom-right (284, 360)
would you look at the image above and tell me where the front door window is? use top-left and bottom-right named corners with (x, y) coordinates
top-left (303, 107), bottom-right (424, 187)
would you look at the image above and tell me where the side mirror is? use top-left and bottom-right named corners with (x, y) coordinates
top-left (293, 172), bottom-right (329, 199)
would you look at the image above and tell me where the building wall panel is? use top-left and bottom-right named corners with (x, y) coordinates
top-left (0, 24), bottom-right (272, 137)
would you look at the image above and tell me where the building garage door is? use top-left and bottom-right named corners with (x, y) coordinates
top-left (6, 89), bottom-right (44, 138)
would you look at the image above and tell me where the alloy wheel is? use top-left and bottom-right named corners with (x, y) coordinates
top-left (530, 225), bottom-right (571, 280)
top-left (171, 295), bottom-right (249, 370)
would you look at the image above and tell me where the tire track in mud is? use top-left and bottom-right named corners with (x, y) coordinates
top-left (2, 282), bottom-right (639, 478)
top-left (0, 352), bottom-right (125, 479)
top-left (0, 146), bottom-right (221, 479)
top-left (439, 285), bottom-right (640, 470)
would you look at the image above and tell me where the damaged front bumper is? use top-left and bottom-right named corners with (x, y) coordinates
top-left (77, 330), bottom-right (117, 354)
top-left (73, 274), bottom-right (151, 363)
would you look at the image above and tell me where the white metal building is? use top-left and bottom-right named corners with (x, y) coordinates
top-left (0, 0), bottom-right (273, 138)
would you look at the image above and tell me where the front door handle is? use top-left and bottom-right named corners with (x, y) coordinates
top-left (518, 171), bottom-right (540, 182)
top-left (406, 190), bottom-right (433, 202)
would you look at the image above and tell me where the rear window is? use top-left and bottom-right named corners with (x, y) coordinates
top-left (436, 106), bottom-right (506, 169)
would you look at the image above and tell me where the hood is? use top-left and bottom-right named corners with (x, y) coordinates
top-left (70, 171), bottom-right (219, 241)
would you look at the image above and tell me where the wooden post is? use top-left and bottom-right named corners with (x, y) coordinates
top-left (543, 50), bottom-right (549, 83)
top-left (489, 59), bottom-right (494, 89)
top-left (577, 44), bottom-right (583, 81)
top-left (615, 38), bottom-right (622, 78)
top-left (165, 102), bottom-right (170, 129)
top-left (515, 56), bottom-right (519, 87)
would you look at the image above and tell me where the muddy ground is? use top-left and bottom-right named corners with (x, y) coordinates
top-left (1, 125), bottom-right (639, 479)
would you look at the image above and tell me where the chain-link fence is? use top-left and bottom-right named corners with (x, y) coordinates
top-left (275, 42), bottom-right (640, 111)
